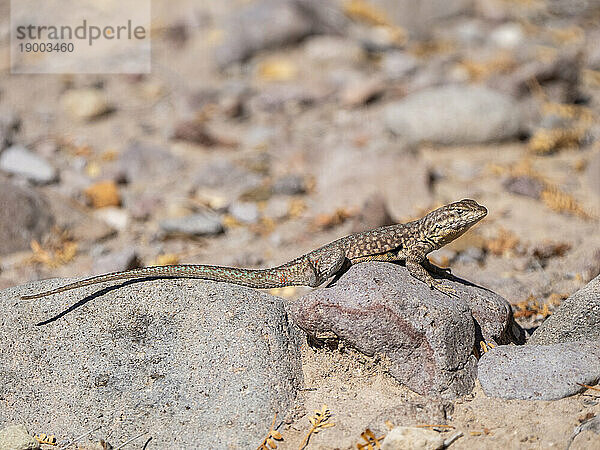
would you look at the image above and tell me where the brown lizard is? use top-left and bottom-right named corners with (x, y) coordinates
top-left (21, 199), bottom-right (487, 300)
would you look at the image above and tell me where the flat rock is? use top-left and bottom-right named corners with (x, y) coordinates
top-left (478, 342), bottom-right (600, 400)
top-left (118, 142), bottom-right (183, 185)
top-left (289, 262), bottom-right (523, 398)
top-left (385, 85), bottom-right (522, 146)
top-left (2, 279), bottom-right (303, 449)
top-left (0, 179), bottom-right (54, 255)
top-left (0, 145), bottom-right (57, 184)
top-left (160, 211), bottom-right (223, 236)
top-left (530, 274), bottom-right (600, 345)
top-left (92, 248), bottom-right (140, 275)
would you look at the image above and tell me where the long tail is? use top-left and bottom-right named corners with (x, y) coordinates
top-left (20, 264), bottom-right (303, 300)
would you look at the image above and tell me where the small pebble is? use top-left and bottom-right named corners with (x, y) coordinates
top-left (94, 207), bottom-right (129, 231)
top-left (160, 212), bottom-right (223, 236)
top-left (0, 145), bottom-right (57, 184)
top-left (84, 180), bottom-right (121, 208)
top-left (61, 88), bottom-right (111, 120)
top-left (272, 174), bottom-right (307, 196)
top-left (229, 201), bottom-right (260, 224)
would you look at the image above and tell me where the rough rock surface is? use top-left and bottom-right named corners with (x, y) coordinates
top-left (530, 274), bottom-right (600, 344)
top-left (385, 85), bottom-right (522, 146)
top-left (0, 179), bottom-right (54, 255)
top-left (289, 262), bottom-right (523, 398)
top-left (1, 279), bottom-right (303, 449)
top-left (478, 342), bottom-right (600, 400)
top-left (0, 425), bottom-right (39, 450)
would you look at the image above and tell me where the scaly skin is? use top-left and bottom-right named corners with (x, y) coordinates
top-left (21, 199), bottom-right (487, 299)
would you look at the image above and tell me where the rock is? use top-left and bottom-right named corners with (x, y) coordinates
top-left (118, 142), bottom-right (183, 185)
top-left (272, 174), bottom-right (307, 196)
top-left (381, 426), bottom-right (444, 450)
top-left (1, 279), bottom-right (303, 449)
top-left (92, 248), bottom-right (140, 275)
top-left (478, 342), bottom-right (600, 400)
top-left (172, 119), bottom-right (236, 147)
top-left (303, 35), bottom-right (363, 65)
top-left (0, 179), bottom-right (54, 255)
top-left (340, 77), bottom-right (386, 107)
top-left (289, 262), bottom-right (523, 398)
top-left (61, 88), bottom-right (111, 120)
top-left (0, 145), bottom-right (57, 184)
top-left (503, 175), bottom-right (544, 199)
top-left (160, 211), bottom-right (223, 236)
top-left (489, 23), bottom-right (524, 49)
top-left (94, 207), bottom-right (130, 231)
top-left (194, 160), bottom-right (262, 193)
top-left (568, 415), bottom-right (600, 449)
top-left (381, 51), bottom-right (419, 80)
top-left (0, 425), bottom-right (39, 450)
top-left (0, 109), bottom-right (20, 150)
top-left (84, 180), bottom-right (121, 208)
top-left (229, 201), bottom-right (260, 224)
top-left (214, 0), bottom-right (314, 68)
top-left (264, 197), bottom-right (290, 221)
top-left (351, 194), bottom-right (395, 233)
top-left (385, 85), bottom-right (522, 146)
top-left (529, 274), bottom-right (600, 345)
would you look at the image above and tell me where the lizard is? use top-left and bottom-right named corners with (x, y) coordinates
top-left (21, 199), bottom-right (487, 300)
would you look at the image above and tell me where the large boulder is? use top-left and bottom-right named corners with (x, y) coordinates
top-left (1, 279), bottom-right (303, 449)
top-left (289, 262), bottom-right (523, 399)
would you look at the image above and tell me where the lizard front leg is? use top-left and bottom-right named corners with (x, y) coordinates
top-left (405, 250), bottom-right (457, 297)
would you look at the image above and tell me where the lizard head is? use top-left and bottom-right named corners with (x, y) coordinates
top-left (421, 199), bottom-right (487, 248)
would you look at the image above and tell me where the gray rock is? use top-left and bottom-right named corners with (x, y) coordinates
top-left (289, 262), bottom-right (523, 398)
top-left (381, 51), bottom-right (419, 80)
top-left (160, 211), bottom-right (223, 236)
top-left (118, 142), bottom-right (183, 184)
top-left (351, 193), bottom-right (395, 233)
top-left (2, 279), bottom-right (303, 449)
top-left (385, 85), bottom-right (522, 146)
top-left (272, 174), bottom-right (307, 196)
top-left (478, 342), bottom-right (600, 400)
top-left (0, 179), bottom-right (54, 255)
top-left (530, 274), bottom-right (600, 345)
top-left (503, 175), bottom-right (544, 199)
top-left (381, 426), bottom-right (444, 450)
top-left (0, 425), bottom-right (39, 450)
top-left (194, 160), bottom-right (261, 192)
top-left (214, 0), bottom-right (314, 68)
top-left (0, 145), bottom-right (58, 184)
top-left (92, 248), bottom-right (140, 275)
top-left (229, 201), bottom-right (260, 224)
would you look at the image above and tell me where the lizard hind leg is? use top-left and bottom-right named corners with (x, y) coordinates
top-left (307, 246), bottom-right (347, 287)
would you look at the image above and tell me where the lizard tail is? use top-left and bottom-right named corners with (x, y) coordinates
top-left (20, 264), bottom-right (300, 300)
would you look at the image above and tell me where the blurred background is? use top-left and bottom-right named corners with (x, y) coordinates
top-left (0, 0), bottom-right (599, 326)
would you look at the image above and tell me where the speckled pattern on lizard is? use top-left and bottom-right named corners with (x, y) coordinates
top-left (21, 199), bottom-right (487, 299)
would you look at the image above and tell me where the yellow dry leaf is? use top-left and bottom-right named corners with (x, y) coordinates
top-left (257, 59), bottom-right (298, 81)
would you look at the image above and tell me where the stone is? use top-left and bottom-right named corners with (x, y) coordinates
top-left (272, 174), bottom-right (307, 196)
top-left (61, 88), bottom-right (111, 120)
top-left (478, 342), bottom-right (600, 400)
top-left (84, 180), bottom-right (121, 208)
top-left (0, 145), bottom-right (57, 184)
top-left (303, 35), bottom-right (363, 65)
top-left (289, 262), bottom-right (523, 398)
top-left (1, 279), bottom-right (303, 449)
top-left (194, 160), bottom-right (261, 192)
top-left (229, 201), bottom-right (260, 224)
top-left (381, 426), bottom-right (444, 450)
top-left (0, 179), bottom-right (54, 255)
top-left (503, 175), bottom-right (544, 199)
top-left (214, 0), bottom-right (314, 68)
top-left (381, 51), bottom-right (419, 80)
top-left (385, 85), bottom-right (522, 146)
top-left (93, 207), bottom-right (130, 231)
top-left (118, 142), bottom-right (183, 185)
top-left (92, 248), bottom-right (140, 275)
top-left (264, 197), bottom-right (289, 221)
top-left (529, 274), bottom-right (600, 345)
top-left (0, 425), bottom-right (39, 450)
top-left (172, 119), bottom-right (235, 147)
top-left (160, 211), bottom-right (223, 236)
